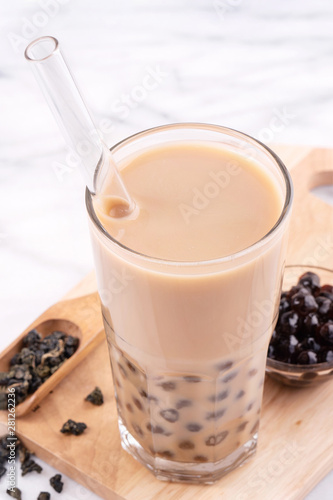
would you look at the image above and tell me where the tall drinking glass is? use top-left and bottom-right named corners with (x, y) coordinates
top-left (86, 124), bottom-right (293, 483)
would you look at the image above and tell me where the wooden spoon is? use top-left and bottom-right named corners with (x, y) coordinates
top-left (0, 292), bottom-right (104, 417)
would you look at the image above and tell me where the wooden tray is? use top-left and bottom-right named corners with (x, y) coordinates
top-left (1, 144), bottom-right (332, 500)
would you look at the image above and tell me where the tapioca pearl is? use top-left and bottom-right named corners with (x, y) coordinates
top-left (216, 360), bottom-right (233, 372)
top-left (246, 402), bottom-right (255, 412)
top-left (235, 390), bottom-right (245, 400)
top-left (126, 360), bottom-right (137, 373)
top-left (205, 431), bottom-right (229, 446)
top-left (186, 423), bottom-right (203, 432)
top-left (158, 381), bottom-right (176, 391)
top-left (138, 389), bottom-right (148, 399)
top-left (132, 423), bottom-right (144, 438)
top-left (250, 419), bottom-right (260, 434)
top-left (117, 363), bottom-right (127, 379)
top-left (146, 423), bottom-right (167, 435)
top-left (222, 371), bottom-right (238, 383)
top-left (126, 403), bottom-right (134, 413)
top-left (193, 455), bottom-right (208, 462)
top-left (160, 409), bottom-right (179, 423)
top-left (237, 421), bottom-right (248, 432)
top-left (132, 396), bottom-right (143, 411)
top-left (249, 368), bottom-right (258, 377)
top-left (205, 408), bottom-right (226, 421)
top-left (208, 389), bottom-right (228, 403)
top-left (156, 450), bottom-right (175, 459)
top-left (183, 375), bottom-right (202, 383)
top-left (176, 399), bottom-right (192, 410)
top-left (178, 440), bottom-right (195, 450)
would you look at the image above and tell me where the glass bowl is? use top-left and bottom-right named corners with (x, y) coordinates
top-left (266, 265), bottom-right (333, 387)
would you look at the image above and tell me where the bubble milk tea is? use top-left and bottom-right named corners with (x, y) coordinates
top-left (87, 125), bottom-right (292, 482)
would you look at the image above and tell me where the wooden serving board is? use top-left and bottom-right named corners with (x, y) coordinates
top-left (1, 144), bottom-right (333, 500)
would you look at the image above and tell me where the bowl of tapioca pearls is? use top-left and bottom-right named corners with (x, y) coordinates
top-left (266, 265), bottom-right (333, 387)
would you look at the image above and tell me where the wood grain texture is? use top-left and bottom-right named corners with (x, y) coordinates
top-left (0, 144), bottom-right (332, 500)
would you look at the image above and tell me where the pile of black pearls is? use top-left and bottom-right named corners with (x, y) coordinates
top-left (268, 271), bottom-right (333, 364)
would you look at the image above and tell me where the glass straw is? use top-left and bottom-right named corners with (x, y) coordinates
top-left (24, 36), bottom-right (135, 216)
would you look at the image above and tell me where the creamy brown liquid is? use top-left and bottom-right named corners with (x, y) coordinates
top-left (90, 142), bottom-right (286, 465)
top-left (94, 143), bottom-right (282, 261)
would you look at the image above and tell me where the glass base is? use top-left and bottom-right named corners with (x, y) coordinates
top-left (119, 420), bottom-right (257, 484)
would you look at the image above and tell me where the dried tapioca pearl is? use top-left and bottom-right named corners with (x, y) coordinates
top-left (297, 350), bottom-right (318, 364)
top-left (237, 421), bottom-right (248, 432)
top-left (316, 297), bottom-right (331, 316)
top-left (183, 375), bottom-right (201, 383)
top-left (132, 397), bottom-right (143, 411)
top-left (176, 399), bottom-right (192, 410)
top-left (205, 431), bottom-right (228, 446)
top-left (287, 285), bottom-right (310, 300)
top-left (298, 271), bottom-right (320, 294)
top-left (125, 403), bottom-right (133, 413)
top-left (186, 423), bottom-right (202, 432)
top-left (194, 455), bottom-right (208, 462)
top-left (235, 390), bottom-right (245, 399)
top-left (157, 450), bottom-right (174, 459)
top-left (205, 409), bottom-right (226, 421)
top-left (216, 360), bottom-right (233, 371)
top-left (279, 311), bottom-right (300, 336)
top-left (126, 360), bottom-right (137, 373)
top-left (250, 419), bottom-right (260, 434)
top-left (299, 336), bottom-right (320, 352)
top-left (249, 368), bottom-right (258, 377)
top-left (279, 297), bottom-right (290, 315)
top-left (208, 389), bottom-right (228, 403)
top-left (117, 363), bottom-right (127, 379)
top-left (178, 440), bottom-right (195, 450)
top-left (159, 381), bottom-right (176, 391)
top-left (160, 409), bottom-right (179, 423)
top-left (317, 322), bottom-right (333, 345)
top-left (132, 423), bottom-right (144, 438)
top-left (222, 371), bottom-right (238, 383)
top-left (291, 292), bottom-right (318, 316)
top-left (304, 313), bottom-right (320, 336)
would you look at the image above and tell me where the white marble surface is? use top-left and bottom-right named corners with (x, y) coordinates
top-left (1, 0), bottom-right (333, 498)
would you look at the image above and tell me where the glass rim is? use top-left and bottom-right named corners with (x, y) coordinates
top-left (86, 122), bottom-right (294, 267)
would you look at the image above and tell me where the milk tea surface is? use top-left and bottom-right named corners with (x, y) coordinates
top-left (94, 143), bottom-right (282, 261)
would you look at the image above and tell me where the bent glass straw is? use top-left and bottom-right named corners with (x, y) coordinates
top-left (24, 36), bottom-right (135, 215)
